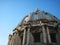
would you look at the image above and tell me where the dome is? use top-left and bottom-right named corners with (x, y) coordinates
top-left (21, 9), bottom-right (60, 24)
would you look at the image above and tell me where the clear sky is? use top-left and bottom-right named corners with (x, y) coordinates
top-left (0, 0), bottom-right (60, 45)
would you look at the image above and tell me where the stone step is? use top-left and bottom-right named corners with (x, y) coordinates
top-left (33, 43), bottom-right (58, 45)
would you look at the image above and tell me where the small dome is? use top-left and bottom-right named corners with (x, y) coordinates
top-left (22, 9), bottom-right (60, 24)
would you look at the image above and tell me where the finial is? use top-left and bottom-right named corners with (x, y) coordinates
top-left (35, 8), bottom-right (40, 14)
top-left (36, 8), bottom-right (40, 12)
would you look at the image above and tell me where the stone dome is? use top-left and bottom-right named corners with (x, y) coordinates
top-left (21, 9), bottom-right (60, 24)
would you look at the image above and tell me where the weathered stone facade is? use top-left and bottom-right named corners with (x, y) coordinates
top-left (8, 9), bottom-right (60, 45)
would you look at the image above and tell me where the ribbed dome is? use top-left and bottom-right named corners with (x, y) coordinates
top-left (22, 9), bottom-right (60, 24)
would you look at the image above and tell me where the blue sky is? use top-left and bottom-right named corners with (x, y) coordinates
top-left (0, 0), bottom-right (60, 45)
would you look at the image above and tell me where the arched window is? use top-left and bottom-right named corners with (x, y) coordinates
top-left (32, 33), bottom-right (40, 42)
top-left (32, 32), bottom-right (43, 43)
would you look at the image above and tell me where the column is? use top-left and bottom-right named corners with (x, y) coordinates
top-left (42, 26), bottom-right (47, 43)
top-left (47, 26), bottom-right (51, 43)
top-left (22, 29), bottom-right (26, 45)
top-left (40, 32), bottom-right (43, 43)
top-left (26, 27), bottom-right (30, 45)
top-left (56, 28), bottom-right (60, 44)
top-left (56, 33), bottom-right (59, 44)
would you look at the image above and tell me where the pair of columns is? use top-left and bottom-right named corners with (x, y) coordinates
top-left (42, 26), bottom-right (51, 43)
top-left (22, 25), bottom-right (51, 45)
top-left (22, 27), bottom-right (30, 45)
